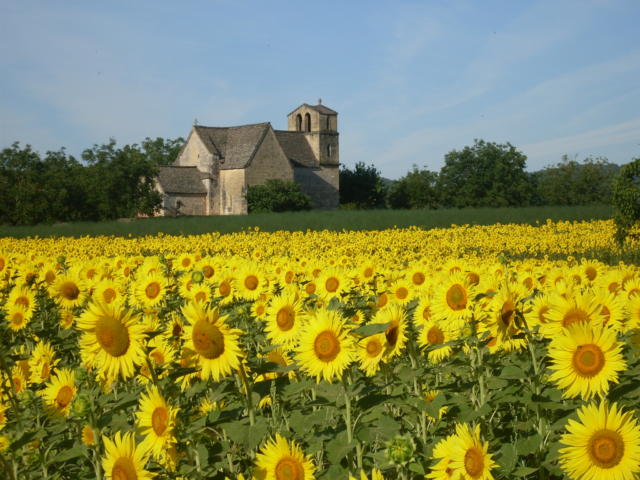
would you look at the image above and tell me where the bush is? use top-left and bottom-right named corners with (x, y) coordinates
top-left (612, 157), bottom-right (640, 245)
top-left (246, 179), bottom-right (312, 213)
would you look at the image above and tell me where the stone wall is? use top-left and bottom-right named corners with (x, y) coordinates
top-left (162, 193), bottom-right (207, 216)
top-left (219, 169), bottom-right (246, 215)
top-left (245, 129), bottom-right (293, 186)
top-left (294, 165), bottom-right (339, 209)
top-left (176, 130), bottom-right (218, 214)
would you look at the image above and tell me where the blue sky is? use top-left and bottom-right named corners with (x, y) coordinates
top-left (1, 0), bottom-right (639, 179)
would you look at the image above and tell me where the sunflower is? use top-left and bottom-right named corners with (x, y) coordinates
top-left (94, 278), bottom-right (125, 305)
top-left (413, 296), bottom-right (434, 329)
top-left (594, 290), bottom-right (626, 332)
top-left (77, 300), bottom-right (146, 381)
top-left (28, 340), bottom-right (58, 384)
top-left (38, 368), bottom-right (75, 417)
top-left (525, 293), bottom-right (552, 329)
top-left (388, 279), bottom-right (413, 306)
top-left (479, 284), bottom-right (528, 353)
top-left (5, 304), bottom-right (30, 331)
top-left (59, 308), bottom-right (76, 329)
top-left (82, 425), bottom-right (96, 446)
top-left (423, 390), bottom-right (448, 421)
top-left (181, 302), bottom-right (243, 382)
top-left (214, 275), bottom-right (236, 305)
top-left (101, 431), bottom-right (154, 480)
top-left (176, 253), bottom-right (195, 271)
top-left (138, 337), bottom-right (177, 384)
top-left (417, 320), bottom-right (458, 363)
top-left (541, 290), bottom-right (603, 338)
top-left (356, 333), bottom-right (386, 377)
top-left (136, 385), bottom-right (179, 461)
top-left (349, 468), bottom-right (384, 480)
top-left (559, 401), bottom-right (640, 480)
top-left (548, 323), bottom-right (626, 400)
top-left (296, 309), bottom-right (355, 383)
top-left (431, 271), bottom-right (476, 331)
top-left (51, 271), bottom-right (87, 309)
top-left (7, 286), bottom-right (36, 319)
top-left (265, 294), bottom-right (307, 348)
top-left (374, 304), bottom-right (408, 361)
top-left (253, 433), bottom-right (316, 480)
top-left (426, 433), bottom-right (459, 480)
top-left (133, 272), bottom-right (169, 310)
top-left (447, 423), bottom-right (496, 480)
top-left (236, 264), bottom-right (268, 301)
top-left (316, 268), bottom-right (348, 300)
top-left (10, 365), bottom-right (26, 395)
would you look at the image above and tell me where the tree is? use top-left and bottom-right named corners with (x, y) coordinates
top-left (339, 162), bottom-right (387, 209)
top-left (437, 139), bottom-right (532, 208)
top-left (82, 139), bottom-right (161, 219)
top-left (388, 165), bottom-right (439, 209)
top-left (533, 155), bottom-right (619, 206)
top-left (141, 136), bottom-right (185, 166)
top-left (612, 157), bottom-right (640, 245)
top-left (246, 179), bottom-right (312, 213)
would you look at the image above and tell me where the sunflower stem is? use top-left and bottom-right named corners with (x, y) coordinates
top-left (144, 355), bottom-right (160, 386)
top-left (237, 362), bottom-right (255, 426)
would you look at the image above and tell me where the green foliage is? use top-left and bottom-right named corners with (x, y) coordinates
top-left (340, 162), bottom-right (387, 209)
top-left (437, 139), bottom-right (533, 208)
top-left (612, 157), bottom-right (640, 245)
top-left (532, 155), bottom-right (619, 206)
top-left (387, 165), bottom-right (439, 209)
top-left (246, 179), bottom-right (312, 213)
top-left (0, 137), bottom-right (183, 225)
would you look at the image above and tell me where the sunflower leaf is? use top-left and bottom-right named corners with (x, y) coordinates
top-left (352, 322), bottom-right (390, 338)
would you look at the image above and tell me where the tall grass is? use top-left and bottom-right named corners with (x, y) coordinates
top-left (0, 205), bottom-right (612, 239)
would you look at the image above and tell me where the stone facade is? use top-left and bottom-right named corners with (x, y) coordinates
top-left (156, 103), bottom-right (340, 215)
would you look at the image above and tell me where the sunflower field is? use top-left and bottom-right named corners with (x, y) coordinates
top-left (1, 219), bottom-right (640, 480)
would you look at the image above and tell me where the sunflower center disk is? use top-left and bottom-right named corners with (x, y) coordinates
top-left (572, 344), bottom-right (605, 377)
top-left (16, 297), bottom-right (30, 308)
top-left (55, 386), bottom-right (73, 408)
top-left (192, 320), bottom-right (225, 359)
top-left (500, 300), bottom-right (515, 326)
top-left (195, 291), bottom-right (207, 303)
top-left (95, 316), bottom-right (131, 357)
top-left (446, 284), bottom-right (467, 311)
top-left (145, 282), bottom-right (161, 300)
top-left (325, 277), bottom-right (339, 293)
top-left (562, 308), bottom-right (589, 328)
top-left (275, 457), bottom-right (304, 480)
top-left (112, 458), bottom-right (138, 480)
top-left (412, 272), bottom-right (426, 285)
top-left (589, 429), bottom-right (624, 468)
top-left (396, 287), bottom-right (409, 300)
top-left (366, 338), bottom-right (383, 357)
top-left (314, 331), bottom-right (340, 362)
top-left (219, 281), bottom-right (231, 297)
top-left (385, 322), bottom-right (399, 346)
top-left (152, 406), bottom-right (169, 436)
top-left (61, 282), bottom-right (80, 300)
top-left (464, 447), bottom-right (485, 477)
top-left (427, 326), bottom-right (445, 345)
top-left (203, 266), bottom-right (214, 278)
top-left (244, 275), bottom-right (259, 291)
top-left (103, 288), bottom-right (116, 303)
top-left (276, 307), bottom-right (295, 331)
top-left (601, 306), bottom-right (611, 324)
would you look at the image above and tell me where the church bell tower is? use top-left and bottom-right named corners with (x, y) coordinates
top-left (287, 100), bottom-right (339, 166)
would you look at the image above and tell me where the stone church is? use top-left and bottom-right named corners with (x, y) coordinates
top-left (155, 102), bottom-right (339, 215)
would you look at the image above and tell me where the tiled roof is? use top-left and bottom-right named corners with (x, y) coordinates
top-left (274, 130), bottom-right (317, 167)
top-left (287, 103), bottom-right (337, 116)
top-left (157, 166), bottom-right (207, 194)
top-left (194, 123), bottom-right (270, 169)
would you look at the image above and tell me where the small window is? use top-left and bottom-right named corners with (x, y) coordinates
top-left (326, 116), bottom-right (330, 130)
top-left (327, 144), bottom-right (332, 158)
top-left (296, 114), bottom-right (302, 131)
top-left (305, 113), bottom-right (311, 132)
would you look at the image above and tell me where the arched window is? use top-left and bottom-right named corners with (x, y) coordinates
top-left (326, 116), bottom-right (331, 130)
top-left (296, 114), bottom-right (302, 131)
top-left (305, 113), bottom-right (311, 132)
top-left (327, 144), bottom-right (332, 158)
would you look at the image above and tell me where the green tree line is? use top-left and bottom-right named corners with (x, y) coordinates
top-left (0, 138), bottom-right (183, 225)
top-left (340, 139), bottom-right (623, 210)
